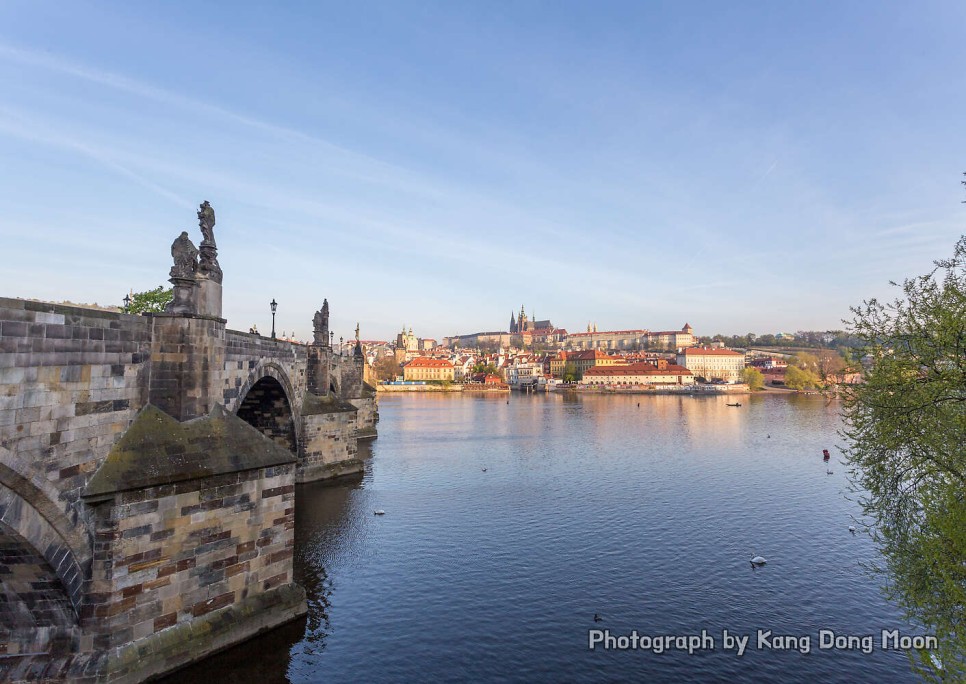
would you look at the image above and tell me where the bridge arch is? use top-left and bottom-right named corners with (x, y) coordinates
top-left (0, 517), bottom-right (80, 655)
top-left (0, 446), bottom-right (90, 615)
top-left (230, 361), bottom-right (302, 455)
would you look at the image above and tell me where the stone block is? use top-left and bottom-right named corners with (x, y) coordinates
top-left (1, 320), bottom-right (29, 337)
top-left (153, 613), bottom-right (177, 633)
top-left (33, 312), bottom-right (66, 325)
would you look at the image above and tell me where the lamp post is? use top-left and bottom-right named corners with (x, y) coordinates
top-left (339, 336), bottom-right (343, 357)
top-left (270, 299), bottom-right (277, 340)
top-left (123, 294), bottom-right (131, 313)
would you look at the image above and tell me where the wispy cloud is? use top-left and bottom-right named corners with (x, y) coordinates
top-left (751, 158), bottom-right (779, 191)
top-left (0, 106), bottom-right (191, 206)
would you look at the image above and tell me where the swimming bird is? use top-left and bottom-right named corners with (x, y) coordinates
top-left (482, 468), bottom-right (487, 472)
top-left (594, 613), bottom-right (603, 623)
top-left (750, 552), bottom-right (767, 566)
top-left (374, 510), bottom-right (385, 516)
top-left (848, 525), bottom-right (856, 534)
top-left (826, 469), bottom-right (834, 475)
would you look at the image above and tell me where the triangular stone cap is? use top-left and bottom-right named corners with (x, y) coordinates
top-left (300, 391), bottom-right (358, 416)
top-left (83, 404), bottom-right (297, 500)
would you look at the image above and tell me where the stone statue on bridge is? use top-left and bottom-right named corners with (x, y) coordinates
top-left (198, 200), bottom-right (216, 247)
top-left (197, 201), bottom-right (223, 284)
top-left (166, 231), bottom-right (200, 314)
top-left (313, 299), bottom-right (330, 346)
top-left (169, 231), bottom-right (199, 279)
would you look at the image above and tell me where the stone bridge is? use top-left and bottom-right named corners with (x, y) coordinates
top-left (0, 203), bottom-right (377, 682)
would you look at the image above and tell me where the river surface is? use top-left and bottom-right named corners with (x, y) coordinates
top-left (169, 393), bottom-right (922, 683)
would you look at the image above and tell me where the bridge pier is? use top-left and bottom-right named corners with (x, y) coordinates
top-left (79, 405), bottom-right (306, 683)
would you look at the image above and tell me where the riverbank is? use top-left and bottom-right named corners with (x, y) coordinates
top-left (376, 383), bottom-right (509, 393)
top-left (566, 383), bottom-right (751, 395)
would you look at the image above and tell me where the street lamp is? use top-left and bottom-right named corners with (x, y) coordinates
top-left (270, 299), bottom-right (277, 340)
top-left (339, 336), bottom-right (343, 356)
top-left (123, 294), bottom-right (131, 312)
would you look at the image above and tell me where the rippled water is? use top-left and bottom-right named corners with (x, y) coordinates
top-left (170, 393), bottom-right (922, 683)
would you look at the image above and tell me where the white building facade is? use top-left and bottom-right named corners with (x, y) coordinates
top-left (676, 347), bottom-right (745, 383)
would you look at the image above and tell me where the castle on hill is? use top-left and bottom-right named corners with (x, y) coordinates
top-left (509, 305), bottom-right (554, 335)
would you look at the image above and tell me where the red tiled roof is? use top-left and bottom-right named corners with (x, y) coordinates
top-left (680, 347), bottom-right (743, 356)
top-left (568, 350), bottom-right (613, 360)
top-left (404, 358), bottom-right (454, 368)
top-left (584, 363), bottom-right (692, 377)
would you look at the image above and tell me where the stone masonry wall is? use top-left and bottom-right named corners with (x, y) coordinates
top-left (0, 298), bottom-right (151, 508)
top-left (0, 298), bottom-right (153, 608)
top-left (298, 410), bottom-right (360, 483)
top-left (147, 315), bottom-right (225, 422)
top-left (333, 358), bottom-right (364, 402)
top-left (83, 464), bottom-right (299, 680)
top-left (347, 396), bottom-right (378, 439)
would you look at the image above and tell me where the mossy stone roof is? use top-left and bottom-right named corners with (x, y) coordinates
top-left (300, 391), bottom-right (358, 416)
top-left (83, 404), bottom-right (296, 500)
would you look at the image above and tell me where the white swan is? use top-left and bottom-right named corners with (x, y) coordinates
top-left (374, 510), bottom-right (385, 516)
top-left (750, 551), bottom-right (767, 565)
top-left (848, 525), bottom-right (856, 534)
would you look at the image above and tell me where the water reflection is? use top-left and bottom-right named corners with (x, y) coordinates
top-left (158, 615), bottom-right (303, 684)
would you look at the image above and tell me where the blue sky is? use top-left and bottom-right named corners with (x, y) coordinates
top-left (1, 1), bottom-right (964, 342)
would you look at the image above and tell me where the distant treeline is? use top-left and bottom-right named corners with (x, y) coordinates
top-left (697, 330), bottom-right (861, 351)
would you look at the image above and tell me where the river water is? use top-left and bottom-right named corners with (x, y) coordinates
top-left (169, 393), bottom-right (921, 683)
